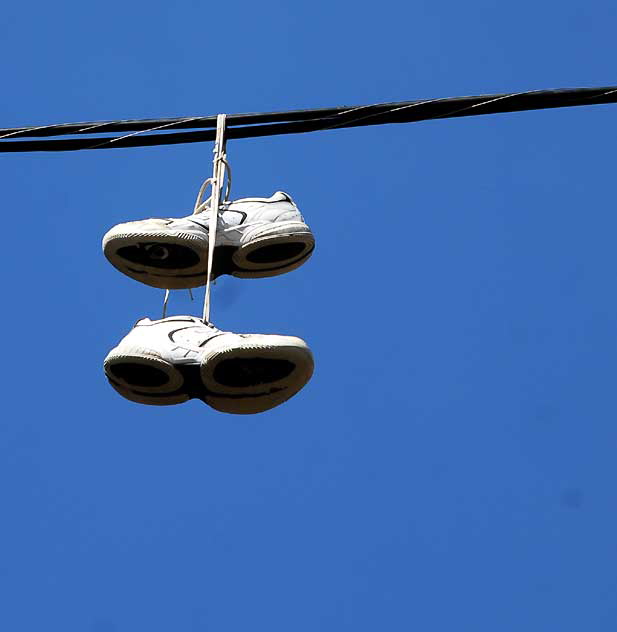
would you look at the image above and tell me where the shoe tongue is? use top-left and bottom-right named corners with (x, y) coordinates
top-left (135, 315), bottom-right (208, 328)
top-left (194, 204), bottom-right (245, 227)
top-left (168, 315), bottom-right (202, 323)
top-left (154, 315), bottom-right (202, 325)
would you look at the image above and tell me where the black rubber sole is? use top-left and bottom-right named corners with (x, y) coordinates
top-left (109, 362), bottom-right (171, 387)
top-left (244, 241), bottom-right (307, 264)
top-left (117, 242), bottom-right (201, 270)
top-left (108, 239), bottom-right (315, 289)
top-left (105, 357), bottom-right (304, 411)
top-left (213, 357), bottom-right (296, 387)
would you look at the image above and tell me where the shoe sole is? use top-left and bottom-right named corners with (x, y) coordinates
top-left (200, 338), bottom-right (314, 414)
top-left (103, 349), bottom-right (189, 406)
top-left (103, 339), bottom-right (314, 413)
top-left (231, 231), bottom-right (315, 279)
top-left (103, 224), bottom-right (315, 289)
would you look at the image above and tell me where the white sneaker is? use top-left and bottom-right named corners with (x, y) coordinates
top-left (103, 316), bottom-right (314, 414)
top-left (102, 192), bottom-right (315, 289)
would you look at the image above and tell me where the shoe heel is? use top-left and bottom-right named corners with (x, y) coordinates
top-left (232, 226), bottom-right (315, 279)
top-left (200, 338), bottom-right (314, 414)
top-left (103, 229), bottom-right (210, 290)
top-left (104, 348), bottom-right (188, 406)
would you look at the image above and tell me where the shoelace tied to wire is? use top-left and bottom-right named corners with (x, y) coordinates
top-left (202, 114), bottom-right (229, 323)
top-left (162, 114), bottom-right (231, 321)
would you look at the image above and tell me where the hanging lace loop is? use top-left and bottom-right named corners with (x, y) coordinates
top-left (202, 114), bottom-right (228, 323)
top-left (160, 285), bottom-right (194, 319)
top-left (192, 158), bottom-right (232, 215)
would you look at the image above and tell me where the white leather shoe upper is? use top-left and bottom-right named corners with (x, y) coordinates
top-left (106, 191), bottom-right (306, 248)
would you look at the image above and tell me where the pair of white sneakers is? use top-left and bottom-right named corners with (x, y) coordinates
top-left (102, 192), bottom-right (315, 414)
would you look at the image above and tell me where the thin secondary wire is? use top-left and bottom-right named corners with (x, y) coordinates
top-left (319, 96), bottom-right (450, 131)
top-left (0, 117), bottom-right (166, 141)
top-left (318, 91), bottom-right (538, 133)
top-left (0, 122), bottom-right (70, 141)
top-left (316, 86), bottom-right (615, 133)
top-left (339, 87), bottom-right (617, 130)
top-left (202, 114), bottom-right (227, 324)
top-left (0, 119), bottom-right (136, 141)
top-left (87, 116), bottom-right (206, 149)
top-left (580, 87), bottom-right (617, 102)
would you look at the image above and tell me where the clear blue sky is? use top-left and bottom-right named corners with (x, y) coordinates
top-left (1, 1), bottom-right (616, 630)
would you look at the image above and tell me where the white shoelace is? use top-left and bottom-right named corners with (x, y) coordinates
top-left (162, 114), bottom-right (230, 321)
top-left (202, 114), bottom-right (228, 323)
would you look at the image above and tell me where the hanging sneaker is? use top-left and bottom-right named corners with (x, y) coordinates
top-left (103, 316), bottom-right (314, 414)
top-left (102, 192), bottom-right (315, 289)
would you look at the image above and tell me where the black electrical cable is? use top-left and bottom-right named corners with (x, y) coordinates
top-left (0, 86), bottom-right (615, 152)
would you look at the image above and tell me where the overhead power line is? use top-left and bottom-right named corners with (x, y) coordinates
top-left (0, 86), bottom-right (615, 153)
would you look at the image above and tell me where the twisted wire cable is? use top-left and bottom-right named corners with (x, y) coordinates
top-left (0, 86), bottom-right (615, 152)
